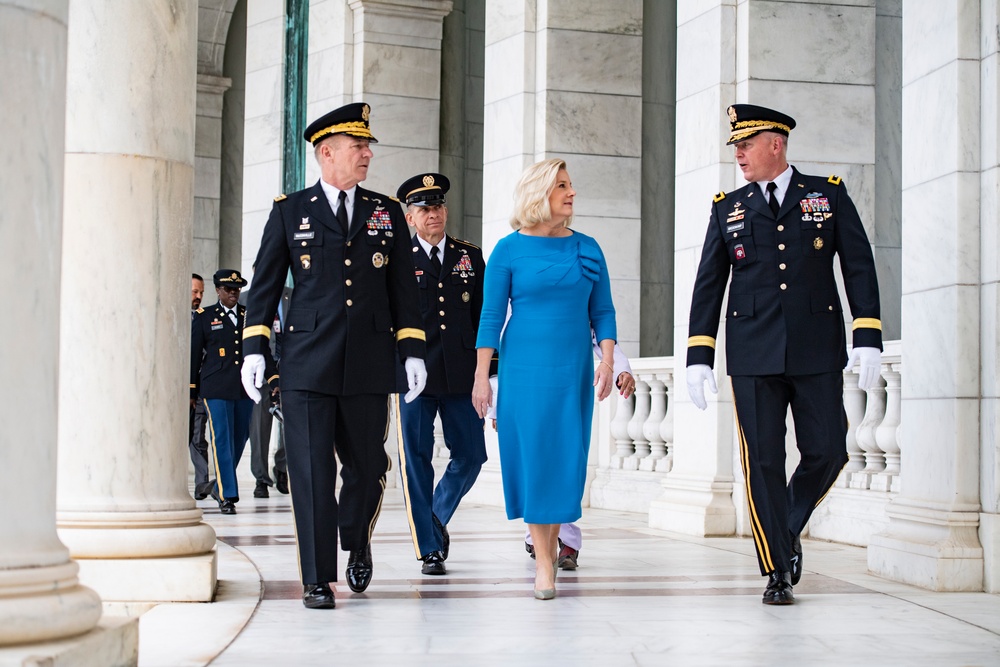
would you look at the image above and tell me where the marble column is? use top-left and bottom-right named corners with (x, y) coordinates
top-left (194, 74), bottom-right (234, 279)
top-left (650, 0), bottom-right (878, 536)
top-left (57, 0), bottom-right (218, 603)
top-left (0, 0), bottom-right (104, 646)
top-left (869, 0), bottom-right (985, 591)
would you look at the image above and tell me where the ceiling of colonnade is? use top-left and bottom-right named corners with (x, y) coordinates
top-left (197, 0), bottom-right (241, 76)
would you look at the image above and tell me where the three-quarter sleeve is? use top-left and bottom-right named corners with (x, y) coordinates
top-left (476, 237), bottom-right (511, 350)
top-left (587, 239), bottom-right (616, 344)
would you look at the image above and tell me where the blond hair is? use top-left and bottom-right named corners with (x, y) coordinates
top-left (509, 158), bottom-right (572, 230)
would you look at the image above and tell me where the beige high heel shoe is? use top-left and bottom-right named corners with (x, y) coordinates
top-left (533, 558), bottom-right (558, 600)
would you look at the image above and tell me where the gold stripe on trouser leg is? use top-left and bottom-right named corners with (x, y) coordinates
top-left (393, 394), bottom-right (422, 558)
top-left (204, 402), bottom-right (226, 498)
top-left (732, 398), bottom-right (775, 573)
top-left (813, 460), bottom-right (847, 508)
top-left (364, 397), bottom-right (393, 545)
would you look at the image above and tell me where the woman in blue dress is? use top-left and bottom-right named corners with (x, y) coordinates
top-left (472, 158), bottom-right (617, 599)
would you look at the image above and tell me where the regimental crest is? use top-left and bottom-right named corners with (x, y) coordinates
top-left (423, 175), bottom-right (435, 188)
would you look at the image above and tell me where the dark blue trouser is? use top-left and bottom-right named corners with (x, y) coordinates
top-left (204, 398), bottom-right (254, 501)
top-left (397, 393), bottom-right (487, 558)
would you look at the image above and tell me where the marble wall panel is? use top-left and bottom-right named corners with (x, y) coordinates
top-left (673, 165), bottom-right (735, 250)
top-left (571, 215), bottom-right (641, 280)
top-left (197, 5), bottom-right (228, 44)
top-left (608, 277), bottom-right (641, 348)
top-left (677, 0), bottom-right (728, 29)
top-left (64, 2), bottom-right (196, 162)
top-left (900, 286), bottom-right (980, 400)
top-left (483, 93), bottom-right (534, 162)
top-left (901, 0), bottom-right (979, 87)
top-left (543, 30), bottom-right (641, 96)
top-left (192, 238), bottom-right (219, 281)
top-left (901, 397), bottom-right (982, 502)
top-left (748, 1), bottom-right (875, 85)
top-left (192, 197), bottom-right (220, 240)
top-left (539, 0), bottom-right (641, 34)
top-left (362, 93), bottom-right (440, 150)
top-left (901, 61), bottom-right (981, 188)
top-left (485, 0), bottom-right (535, 46)
top-left (357, 42), bottom-right (443, 98)
top-left (984, 167), bottom-right (1000, 292)
top-left (901, 171), bottom-right (980, 293)
top-left (555, 153), bottom-right (640, 219)
top-left (243, 65), bottom-right (283, 120)
top-left (247, 0), bottom-right (282, 26)
top-left (351, 7), bottom-right (446, 48)
top-left (195, 116), bottom-right (223, 159)
top-left (982, 282), bottom-right (1000, 399)
top-left (541, 91), bottom-right (641, 156)
top-left (245, 14), bottom-right (283, 71)
top-left (789, 161), bottom-right (874, 234)
top-left (982, 53), bottom-right (999, 172)
top-left (483, 32), bottom-right (533, 104)
top-left (194, 156), bottom-right (222, 199)
top-left (362, 145), bottom-right (438, 200)
top-left (675, 4), bottom-right (737, 100)
top-left (307, 50), bottom-right (351, 112)
top-left (241, 113), bottom-right (283, 168)
top-left (481, 156), bottom-right (532, 254)
top-left (744, 80), bottom-right (876, 165)
top-left (674, 89), bottom-right (735, 174)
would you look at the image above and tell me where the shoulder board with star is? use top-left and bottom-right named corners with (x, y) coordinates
top-left (453, 238), bottom-right (481, 250)
top-left (827, 175), bottom-right (842, 185)
top-left (713, 191), bottom-right (726, 203)
top-left (274, 193), bottom-right (287, 202)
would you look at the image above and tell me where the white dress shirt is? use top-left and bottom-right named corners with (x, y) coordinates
top-left (319, 180), bottom-right (357, 231)
top-left (756, 164), bottom-right (793, 207)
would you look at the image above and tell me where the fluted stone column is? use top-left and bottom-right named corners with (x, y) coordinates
top-left (650, 0), bottom-right (878, 536)
top-left (0, 0), bottom-right (103, 646)
top-left (57, 0), bottom-right (218, 603)
top-left (868, 0), bottom-right (985, 591)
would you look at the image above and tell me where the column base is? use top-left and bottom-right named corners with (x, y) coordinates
top-left (977, 512), bottom-right (1000, 593)
top-left (76, 550), bottom-right (218, 603)
top-left (0, 615), bottom-right (137, 667)
top-left (647, 473), bottom-right (736, 536)
top-left (867, 499), bottom-right (983, 591)
top-left (0, 562), bottom-right (102, 646)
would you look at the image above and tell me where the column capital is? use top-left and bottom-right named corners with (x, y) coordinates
top-left (349, 0), bottom-right (453, 21)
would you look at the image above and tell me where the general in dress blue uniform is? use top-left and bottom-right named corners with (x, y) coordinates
top-left (686, 104), bottom-right (883, 605)
top-left (393, 173), bottom-right (491, 576)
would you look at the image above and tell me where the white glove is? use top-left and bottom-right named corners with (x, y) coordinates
top-left (241, 353), bottom-right (266, 404)
top-left (686, 364), bottom-right (717, 411)
top-left (844, 346), bottom-right (882, 391)
top-left (485, 375), bottom-right (498, 419)
top-left (403, 357), bottom-right (427, 403)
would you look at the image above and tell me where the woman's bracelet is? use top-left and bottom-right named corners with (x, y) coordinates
top-left (599, 360), bottom-right (614, 373)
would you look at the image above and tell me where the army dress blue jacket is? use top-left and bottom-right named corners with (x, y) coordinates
top-left (687, 168), bottom-right (882, 376)
top-left (243, 181), bottom-right (425, 395)
top-left (191, 302), bottom-right (278, 401)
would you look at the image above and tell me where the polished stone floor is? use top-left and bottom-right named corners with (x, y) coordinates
top-left (139, 472), bottom-right (1000, 667)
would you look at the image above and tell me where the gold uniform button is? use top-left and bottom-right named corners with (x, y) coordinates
top-left (440, 324), bottom-right (446, 330)
top-left (347, 241), bottom-right (352, 247)
top-left (828, 305), bottom-right (834, 311)
top-left (817, 223), bottom-right (823, 228)
top-left (438, 283), bottom-right (443, 289)
top-left (345, 259), bottom-right (351, 266)
top-left (346, 299), bottom-right (353, 306)
top-left (439, 310), bottom-right (445, 316)
top-left (345, 279), bottom-right (352, 286)
top-left (733, 311), bottom-right (738, 316)
top-left (438, 296), bottom-right (445, 302)
top-left (235, 361), bottom-right (240, 365)
top-left (301, 241), bottom-right (307, 246)
top-left (382, 240), bottom-right (387, 245)
top-left (778, 243), bottom-right (786, 250)
top-left (779, 263), bottom-right (786, 270)
top-left (780, 283), bottom-right (787, 290)
top-left (777, 225), bottom-right (784, 231)
top-left (732, 233), bottom-right (738, 238)
top-left (289, 325), bottom-right (294, 332)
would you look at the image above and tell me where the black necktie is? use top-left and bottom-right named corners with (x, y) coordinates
top-left (430, 246), bottom-right (442, 276)
top-left (766, 181), bottom-right (780, 217)
top-left (336, 190), bottom-right (349, 234)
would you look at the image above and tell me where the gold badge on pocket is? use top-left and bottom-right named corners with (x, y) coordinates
top-left (462, 292), bottom-right (470, 302)
top-left (301, 254), bottom-right (311, 269)
top-left (219, 348), bottom-right (226, 357)
top-left (814, 237), bottom-right (824, 250)
top-left (372, 252), bottom-right (385, 268)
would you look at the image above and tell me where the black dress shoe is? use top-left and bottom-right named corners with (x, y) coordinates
top-left (219, 499), bottom-right (237, 515)
top-left (790, 533), bottom-right (803, 586)
top-left (762, 571), bottom-right (795, 605)
top-left (433, 514), bottom-right (450, 561)
top-left (302, 583), bottom-right (336, 609)
top-left (253, 481), bottom-right (269, 498)
top-left (346, 545), bottom-right (373, 593)
top-left (274, 468), bottom-right (289, 494)
top-left (421, 551), bottom-right (447, 575)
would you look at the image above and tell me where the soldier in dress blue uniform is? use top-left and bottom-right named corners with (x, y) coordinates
top-left (191, 269), bottom-right (277, 515)
top-left (240, 102), bottom-right (428, 610)
top-left (394, 172), bottom-right (491, 576)
top-left (686, 104), bottom-right (883, 605)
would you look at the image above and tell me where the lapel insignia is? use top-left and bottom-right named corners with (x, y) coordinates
top-left (309, 196), bottom-right (317, 202)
